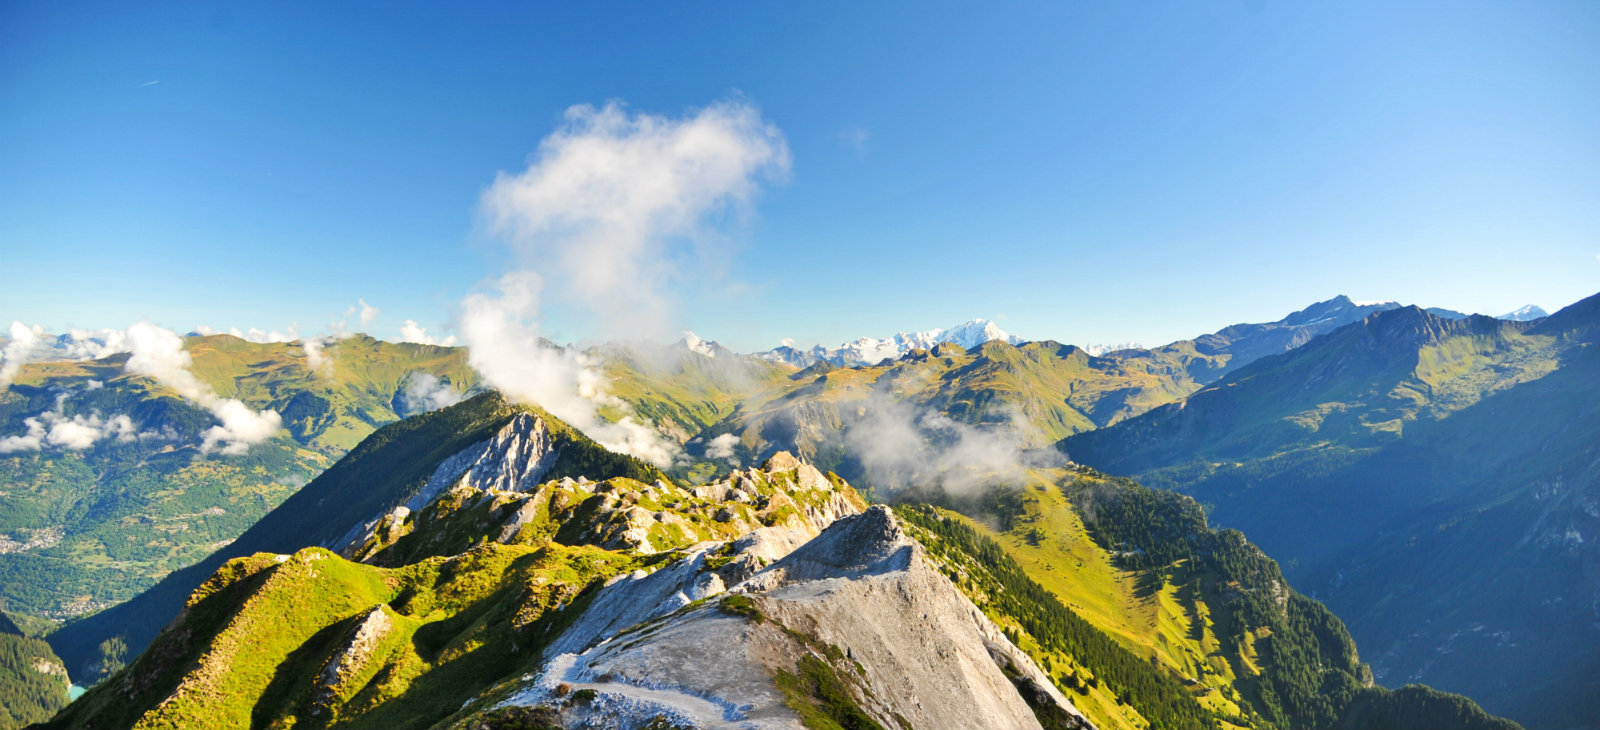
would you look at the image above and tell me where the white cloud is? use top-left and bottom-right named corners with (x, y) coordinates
top-left (705, 433), bottom-right (740, 462)
top-left (481, 99), bottom-right (790, 341)
top-left (842, 394), bottom-right (1057, 497)
top-left (1, 321), bottom-right (48, 389)
top-left (358, 299), bottom-right (380, 326)
top-left (61, 328), bottom-right (129, 360)
top-left (1, 324), bottom-right (131, 386)
top-left (398, 320), bottom-right (458, 347)
top-left (0, 388), bottom-right (138, 453)
top-left (200, 400), bottom-right (281, 454)
top-left (464, 99), bottom-right (788, 467)
top-left (124, 321), bottom-right (282, 455)
top-left (301, 338), bottom-right (332, 378)
top-left (195, 324), bottom-right (300, 343)
top-left (47, 414), bottom-right (110, 450)
top-left (460, 272), bottom-right (679, 467)
top-left (0, 417), bottom-right (45, 453)
top-left (397, 373), bottom-right (465, 415)
top-left (779, 338), bottom-right (796, 348)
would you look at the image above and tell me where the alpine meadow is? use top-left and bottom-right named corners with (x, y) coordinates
top-left (3, 3), bottom-right (1597, 729)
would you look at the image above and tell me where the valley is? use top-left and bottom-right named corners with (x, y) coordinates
top-left (0, 294), bottom-right (1587, 728)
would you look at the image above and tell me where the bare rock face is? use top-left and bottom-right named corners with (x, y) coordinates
top-left (332, 413), bottom-right (562, 556)
top-left (314, 606), bottom-right (393, 713)
top-left (761, 451), bottom-right (802, 473)
top-left (539, 456), bottom-right (871, 660)
top-left (495, 506), bottom-right (1092, 730)
top-left (455, 412), bottom-right (561, 494)
top-left (741, 507), bottom-right (1088, 730)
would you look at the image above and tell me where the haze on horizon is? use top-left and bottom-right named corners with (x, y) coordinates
top-left (3, 1), bottom-right (1597, 352)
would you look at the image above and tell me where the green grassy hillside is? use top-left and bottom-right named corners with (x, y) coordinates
top-left (43, 543), bottom-right (642, 730)
top-left (40, 423), bottom-right (1511, 730)
top-left (44, 391), bottom-right (666, 683)
top-left (701, 339), bottom-right (1215, 478)
top-left (44, 447), bottom-right (865, 729)
top-left (898, 467), bottom-right (1517, 730)
top-left (1059, 294), bottom-right (1600, 727)
top-left (0, 335), bottom-right (476, 626)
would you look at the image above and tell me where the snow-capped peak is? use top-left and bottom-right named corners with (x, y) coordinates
top-left (679, 331), bottom-right (719, 358)
top-left (762, 319), bottom-right (1022, 368)
top-left (1498, 305), bottom-right (1548, 322)
top-left (1082, 342), bottom-right (1145, 356)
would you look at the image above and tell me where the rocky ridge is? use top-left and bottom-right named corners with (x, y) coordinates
top-left (45, 438), bottom-right (1090, 730)
top-left (478, 504), bottom-right (1090, 730)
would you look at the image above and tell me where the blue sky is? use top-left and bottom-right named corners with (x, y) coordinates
top-left (3, 1), bottom-right (1597, 351)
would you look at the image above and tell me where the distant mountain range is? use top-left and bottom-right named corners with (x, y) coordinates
top-left (0, 293), bottom-right (1575, 728)
top-left (1059, 294), bottom-right (1600, 728)
top-left (758, 318), bottom-right (1024, 368)
top-left (0, 294), bottom-right (1548, 631)
top-left (739, 298), bottom-right (1548, 368)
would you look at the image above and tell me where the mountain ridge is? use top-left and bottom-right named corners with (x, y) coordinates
top-left (1057, 291), bottom-right (1600, 727)
top-left (39, 401), bottom-right (1513, 730)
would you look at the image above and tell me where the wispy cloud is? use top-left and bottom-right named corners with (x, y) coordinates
top-left (396, 373), bottom-right (465, 415)
top-left (843, 392), bottom-right (1060, 497)
top-left (464, 98), bottom-right (790, 467)
top-left (704, 433), bottom-right (740, 464)
top-left (125, 321), bottom-right (282, 454)
top-left (481, 98), bottom-right (790, 341)
top-left (398, 320), bottom-right (457, 347)
top-left (0, 388), bottom-right (143, 454)
top-left (839, 126), bottom-right (870, 153)
top-left (0, 322), bottom-right (48, 389)
top-left (138, 80), bottom-right (160, 88)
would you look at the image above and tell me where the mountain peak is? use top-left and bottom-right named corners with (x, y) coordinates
top-left (1498, 305), bottom-right (1547, 321)
top-left (763, 318), bottom-right (1021, 368)
top-left (1280, 296), bottom-right (1401, 327)
top-left (676, 331), bottom-right (732, 359)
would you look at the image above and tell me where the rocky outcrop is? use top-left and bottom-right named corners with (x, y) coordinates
top-left (313, 606), bottom-right (393, 713)
top-left (331, 412), bottom-right (561, 556)
top-left (451, 412), bottom-right (562, 495)
top-left (493, 506), bottom-right (1091, 730)
top-left (540, 453), bottom-right (868, 659)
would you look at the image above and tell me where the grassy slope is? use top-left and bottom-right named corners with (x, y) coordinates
top-left (947, 473), bottom-right (1252, 729)
top-left (1057, 297), bottom-right (1600, 727)
top-left (43, 542), bottom-right (639, 730)
top-left (46, 453), bottom-right (870, 728)
top-left (708, 340), bottom-right (1217, 480)
top-left (595, 344), bottom-right (796, 444)
top-left (45, 391), bottom-right (665, 681)
top-left (0, 336), bottom-right (475, 624)
top-left (900, 466), bottom-right (1518, 730)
